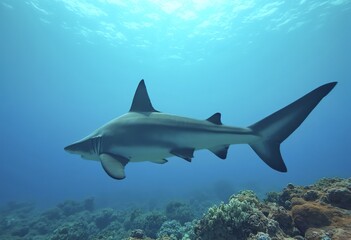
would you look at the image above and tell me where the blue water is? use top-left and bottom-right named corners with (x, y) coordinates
top-left (1, 0), bottom-right (350, 209)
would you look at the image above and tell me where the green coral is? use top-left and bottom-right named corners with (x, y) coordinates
top-left (50, 221), bottom-right (90, 240)
top-left (165, 201), bottom-right (194, 224)
top-left (124, 210), bottom-right (166, 238)
top-left (157, 220), bottom-right (197, 240)
top-left (194, 190), bottom-right (265, 240)
top-left (94, 208), bottom-right (117, 229)
top-left (157, 220), bottom-right (183, 239)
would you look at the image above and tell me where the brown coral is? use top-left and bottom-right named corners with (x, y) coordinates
top-left (291, 202), bottom-right (331, 234)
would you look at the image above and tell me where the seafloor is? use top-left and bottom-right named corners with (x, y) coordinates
top-left (1, 177), bottom-right (350, 240)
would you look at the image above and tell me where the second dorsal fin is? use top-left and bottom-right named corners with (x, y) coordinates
top-left (206, 113), bottom-right (222, 125)
top-left (129, 80), bottom-right (158, 112)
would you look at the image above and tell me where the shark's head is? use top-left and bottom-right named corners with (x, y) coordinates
top-left (64, 137), bottom-right (101, 160)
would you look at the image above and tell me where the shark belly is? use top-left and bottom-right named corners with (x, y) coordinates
top-left (105, 123), bottom-right (258, 162)
top-left (110, 146), bottom-right (172, 162)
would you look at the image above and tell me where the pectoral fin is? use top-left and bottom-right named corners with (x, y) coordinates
top-left (170, 148), bottom-right (194, 162)
top-left (99, 153), bottom-right (129, 180)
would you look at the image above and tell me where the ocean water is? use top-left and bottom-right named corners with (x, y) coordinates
top-left (0, 0), bottom-right (350, 210)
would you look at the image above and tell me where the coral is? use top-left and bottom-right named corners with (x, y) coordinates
top-left (276, 177), bottom-right (351, 239)
top-left (248, 232), bottom-right (271, 240)
top-left (125, 211), bottom-right (166, 238)
top-left (50, 221), bottom-right (90, 240)
top-left (292, 202), bottom-right (331, 234)
top-left (56, 198), bottom-right (94, 216)
top-left (0, 177), bottom-right (350, 240)
top-left (143, 212), bottom-right (167, 238)
top-left (91, 221), bottom-right (126, 240)
top-left (181, 221), bottom-right (197, 240)
top-left (11, 226), bottom-right (29, 237)
top-left (194, 190), bottom-right (285, 240)
top-left (41, 207), bottom-right (63, 220)
top-left (165, 201), bottom-right (194, 224)
top-left (157, 220), bottom-right (182, 239)
top-left (94, 208), bottom-right (117, 229)
top-left (326, 188), bottom-right (351, 210)
top-left (269, 205), bottom-right (294, 235)
top-left (265, 191), bottom-right (280, 204)
top-left (125, 238), bottom-right (154, 240)
top-left (130, 229), bottom-right (145, 238)
top-left (157, 220), bottom-right (196, 240)
top-left (1, 201), bottom-right (35, 216)
top-left (303, 190), bottom-right (319, 201)
top-left (31, 219), bottom-right (51, 234)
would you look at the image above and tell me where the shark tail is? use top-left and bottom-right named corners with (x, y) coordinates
top-left (248, 82), bottom-right (337, 172)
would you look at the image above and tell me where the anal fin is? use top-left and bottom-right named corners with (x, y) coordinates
top-left (170, 148), bottom-right (194, 162)
top-left (208, 145), bottom-right (229, 159)
top-left (150, 159), bottom-right (168, 164)
top-left (99, 153), bottom-right (129, 180)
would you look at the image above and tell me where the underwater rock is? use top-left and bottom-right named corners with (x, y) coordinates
top-left (57, 198), bottom-right (94, 217)
top-left (31, 219), bottom-right (51, 234)
top-left (41, 207), bottom-right (63, 220)
top-left (124, 210), bottom-right (166, 239)
top-left (305, 227), bottom-right (351, 240)
top-left (326, 187), bottom-right (351, 210)
top-left (94, 208), bottom-right (117, 229)
top-left (130, 229), bottom-right (146, 239)
top-left (143, 212), bottom-right (167, 238)
top-left (281, 178), bottom-right (351, 238)
top-left (304, 228), bottom-right (332, 240)
top-left (269, 205), bottom-right (294, 235)
top-left (11, 225), bottom-right (29, 237)
top-left (265, 191), bottom-right (280, 204)
top-left (165, 201), bottom-right (194, 224)
top-left (303, 190), bottom-right (319, 201)
top-left (291, 201), bottom-right (331, 234)
top-left (195, 178), bottom-right (351, 239)
top-left (92, 221), bottom-right (126, 240)
top-left (50, 221), bottom-right (90, 240)
top-left (248, 232), bottom-right (271, 240)
top-left (57, 200), bottom-right (82, 216)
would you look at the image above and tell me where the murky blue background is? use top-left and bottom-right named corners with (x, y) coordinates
top-left (1, 0), bottom-right (350, 209)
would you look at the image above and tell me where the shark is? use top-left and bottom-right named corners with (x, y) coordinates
top-left (64, 80), bottom-right (337, 180)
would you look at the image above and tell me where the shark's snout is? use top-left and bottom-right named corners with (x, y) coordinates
top-left (64, 144), bottom-right (75, 153)
top-left (64, 138), bottom-right (94, 155)
top-left (64, 141), bottom-right (83, 154)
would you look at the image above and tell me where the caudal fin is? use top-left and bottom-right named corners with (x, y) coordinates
top-left (249, 82), bottom-right (337, 172)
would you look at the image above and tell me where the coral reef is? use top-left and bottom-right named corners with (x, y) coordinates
top-left (0, 177), bottom-right (350, 240)
top-left (157, 220), bottom-right (196, 240)
top-left (194, 190), bottom-right (287, 240)
top-left (195, 177), bottom-right (351, 240)
top-left (165, 201), bottom-right (194, 224)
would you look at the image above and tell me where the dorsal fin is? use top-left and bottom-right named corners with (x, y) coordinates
top-left (206, 113), bottom-right (222, 125)
top-left (129, 80), bottom-right (158, 112)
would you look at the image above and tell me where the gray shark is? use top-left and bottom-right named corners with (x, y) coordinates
top-left (64, 80), bottom-right (337, 180)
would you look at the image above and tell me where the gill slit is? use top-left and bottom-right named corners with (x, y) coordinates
top-left (93, 137), bottom-right (97, 155)
top-left (98, 136), bottom-right (102, 155)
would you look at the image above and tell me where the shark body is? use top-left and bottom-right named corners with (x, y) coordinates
top-left (64, 80), bottom-right (336, 180)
